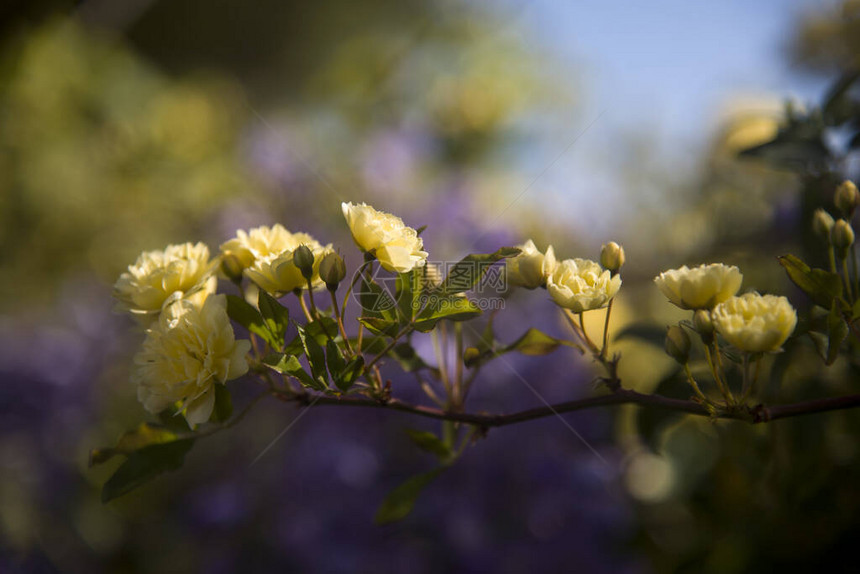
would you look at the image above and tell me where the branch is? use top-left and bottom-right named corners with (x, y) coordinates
top-left (272, 388), bottom-right (860, 427)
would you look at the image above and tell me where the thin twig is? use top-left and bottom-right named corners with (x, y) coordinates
top-left (268, 387), bottom-right (860, 427)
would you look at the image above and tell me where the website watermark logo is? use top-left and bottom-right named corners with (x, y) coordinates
top-left (351, 261), bottom-right (508, 313)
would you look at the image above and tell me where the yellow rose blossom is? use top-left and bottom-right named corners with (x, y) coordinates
top-left (654, 263), bottom-right (742, 310)
top-left (547, 258), bottom-right (621, 313)
top-left (505, 239), bottom-right (557, 289)
top-left (132, 294), bottom-right (251, 425)
top-left (342, 202), bottom-right (428, 273)
top-left (712, 293), bottom-right (797, 353)
top-left (114, 242), bottom-right (218, 323)
top-left (219, 224), bottom-right (297, 270)
top-left (245, 237), bottom-right (334, 295)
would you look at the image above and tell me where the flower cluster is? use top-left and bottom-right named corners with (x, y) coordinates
top-left (654, 263), bottom-right (796, 354)
top-left (221, 225), bottom-right (335, 294)
top-left (99, 187), bottom-right (854, 512)
top-left (115, 205), bottom-right (433, 424)
top-left (505, 239), bottom-right (623, 313)
top-left (114, 241), bottom-right (251, 425)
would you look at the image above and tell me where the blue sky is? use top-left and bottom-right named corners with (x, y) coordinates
top-left (527, 0), bottom-right (829, 141)
top-left (498, 0), bottom-right (837, 236)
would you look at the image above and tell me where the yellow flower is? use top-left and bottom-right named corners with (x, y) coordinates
top-left (712, 293), bottom-right (797, 353)
top-left (114, 242), bottom-right (217, 323)
top-left (245, 239), bottom-right (334, 295)
top-left (132, 294), bottom-right (251, 425)
top-left (245, 237), bottom-right (334, 295)
top-left (547, 258), bottom-right (621, 313)
top-left (341, 202), bottom-right (428, 273)
top-left (654, 264), bottom-right (742, 310)
top-left (505, 239), bottom-right (556, 289)
top-left (219, 224), bottom-right (297, 270)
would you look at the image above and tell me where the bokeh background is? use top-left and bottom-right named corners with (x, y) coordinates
top-left (2, 0), bottom-right (860, 572)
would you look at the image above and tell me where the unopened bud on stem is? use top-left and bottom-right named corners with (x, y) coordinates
top-left (221, 254), bottom-right (244, 283)
top-left (293, 244), bottom-right (315, 281)
top-left (665, 325), bottom-right (691, 365)
top-left (813, 209), bottom-right (835, 240)
top-left (600, 241), bottom-right (625, 274)
top-left (835, 180), bottom-right (859, 217)
top-left (832, 219), bottom-right (855, 257)
top-left (319, 251), bottom-right (346, 291)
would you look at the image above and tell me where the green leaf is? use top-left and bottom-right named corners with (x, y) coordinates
top-left (405, 429), bottom-right (452, 460)
top-left (374, 468), bottom-right (445, 525)
top-left (296, 323), bottom-right (328, 388)
top-left (358, 317), bottom-right (400, 338)
top-left (325, 339), bottom-right (346, 380)
top-left (333, 355), bottom-right (365, 392)
top-left (826, 300), bottom-right (848, 366)
top-left (809, 331), bottom-right (828, 361)
top-left (156, 409), bottom-right (191, 433)
top-left (263, 353), bottom-right (323, 391)
top-left (396, 269), bottom-right (423, 324)
top-left (413, 295), bottom-right (482, 332)
top-left (89, 423), bottom-right (187, 466)
top-left (505, 328), bottom-right (565, 355)
top-left (258, 290), bottom-right (289, 349)
top-left (436, 247), bottom-right (521, 295)
top-left (283, 317), bottom-right (339, 355)
top-left (226, 294), bottom-right (278, 349)
top-left (389, 342), bottom-right (438, 375)
top-left (350, 335), bottom-right (388, 354)
top-left (778, 254), bottom-right (843, 309)
top-left (360, 274), bottom-right (397, 321)
top-left (101, 439), bottom-right (195, 503)
top-left (209, 384), bottom-right (233, 423)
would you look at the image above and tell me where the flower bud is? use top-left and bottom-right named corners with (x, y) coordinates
top-left (293, 244), bottom-right (315, 281)
top-left (812, 208), bottom-right (835, 240)
top-left (693, 309), bottom-right (714, 343)
top-left (665, 325), bottom-right (691, 365)
top-left (835, 180), bottom-right (859, 217)
top-left (600, 241), bottom-right (625, 274)
top-left (832, 219), bottom-right (855, 251)
top-left (318, 251), bottom-right (346, 291)
top-left (221, 253), bottom-right (245, 283)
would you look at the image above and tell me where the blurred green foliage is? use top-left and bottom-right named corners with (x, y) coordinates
top-left (0, 19), bottom-right (257, 309)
